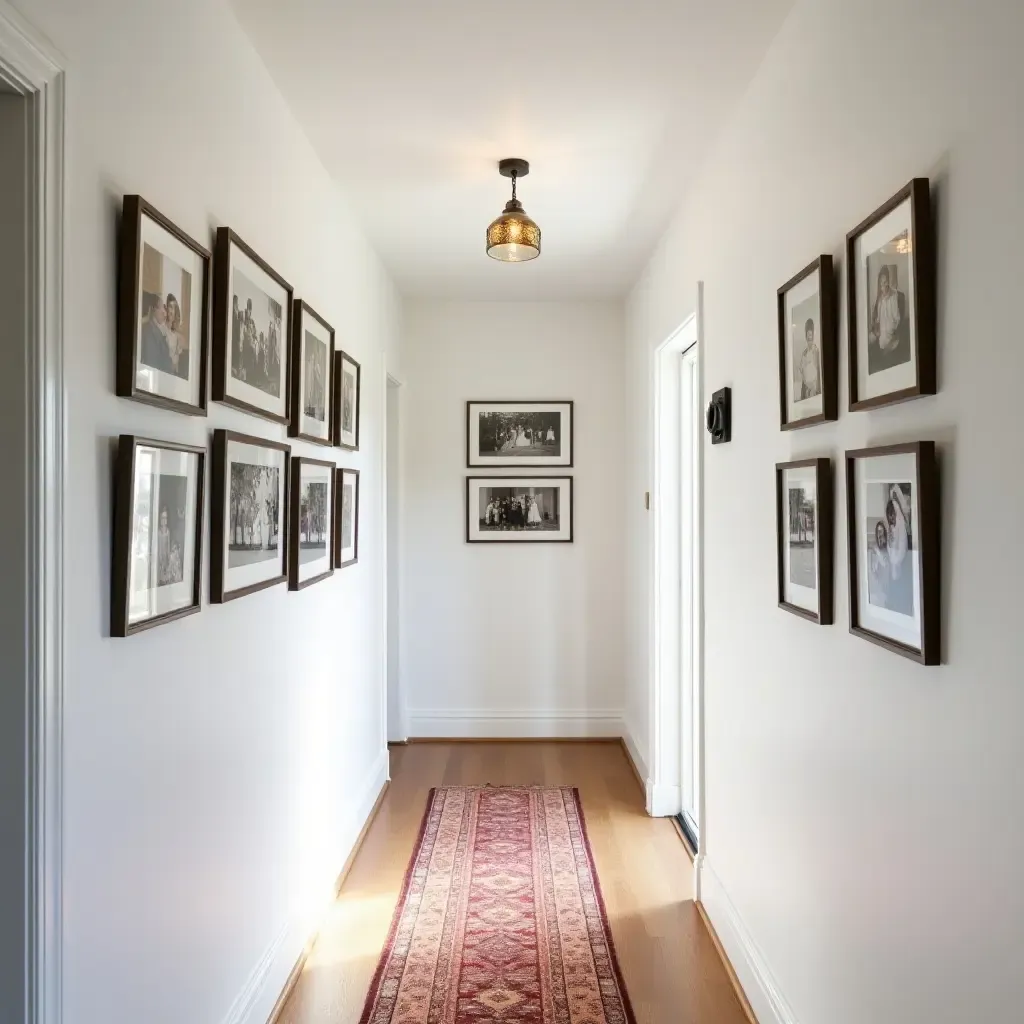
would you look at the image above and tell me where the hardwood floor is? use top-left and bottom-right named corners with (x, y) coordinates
top-left (275, 741), bottom-right (750, 1024)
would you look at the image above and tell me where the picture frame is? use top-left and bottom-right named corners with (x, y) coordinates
top-left (333, 350), bottom-right (361, 450)
top-left (211, 227), bottom-right (293, 424)
top-left (116, 195), bottom-right (211, 415)
top-left (289, 457), bottom-right (335, 589)
top-left (777, 256), bottom-right (837, 429)
top-left (111, 434), bottom-right (205, 636)
top-left (847, 178), bottom-right (936, 411)
top-left (845, 441), bottom-right (939, 664)
top-left (466, 476), bottom-right (574, 544)
top-left (466, 400), bottom-right (574, 468)
top-left (335, 467), bottom-right (360, 568)
top-left (289, 300), bottom-right (334, 446)
top-left (210, 429), bottom-right (290, 602)
top-left (775, 458), bottom-right (833, 624)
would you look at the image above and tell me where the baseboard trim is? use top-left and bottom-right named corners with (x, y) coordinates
top-left (618, 737), bottom-right (646, 798)
top-left (645, 780), bottom-right (681, 817)
top-left (697, 859), bottom-right (799, 1024)
top-left (669, 815), bottom-right (696, 863)
top-left (405, 710), bottom-right (624, 740)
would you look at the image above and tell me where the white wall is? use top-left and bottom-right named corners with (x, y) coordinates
top-left (625, 2), bottom-right (1024, 1022)
top-left (17, 1), bottom-right (401, 1022)
top-left (402, 301), bottom-right (625, 737)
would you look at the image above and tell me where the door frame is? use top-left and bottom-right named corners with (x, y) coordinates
top-left (0, 4), bottom-right (66, 1023)
top-left (381, 366), bottom-right (405, 744)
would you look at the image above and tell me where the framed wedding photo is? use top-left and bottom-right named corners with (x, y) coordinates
top-left (335, 467), bottom-right (360, 568)
top-left (289, 457), bottom-right (335, 589)
top-left (466, 476), bottom-right (574, 544)
top-left (775, 458), bottom-right (833, 624)
top-left (847, 178), bottom-right (936, 411)
top-left (289, 301), bottom-right (334, 445)
top-left (333, 350), bottom-right (361, 450)
top-left (777, 256), bottom-right (836, 429)
top-left (846, 442), bottom-right (939, 664)
top-left (111, 435), bottom-right (205, 636)
top-left (467, 401), bottom-right (573, 468)
top-left (210, 429), bottom-right (290, 602)
top-left (117, 195), bottom-right (210, 415)
top-left (212, 227), bottom-right (293, 423)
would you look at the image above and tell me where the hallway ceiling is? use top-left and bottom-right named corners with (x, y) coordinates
top-left (232, 0), bottom-right (793, 299)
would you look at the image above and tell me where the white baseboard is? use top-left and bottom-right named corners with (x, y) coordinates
top-left (406, 709), bottom-right (624, 739)
top-left (621, 720), bottom-right (649, 783)
top-left (697, 858), bottom-right (799, 1024)
top-left (221, 748), bottom-right (390, 1024)
top-left (645, 780), bottom-right (681, 817)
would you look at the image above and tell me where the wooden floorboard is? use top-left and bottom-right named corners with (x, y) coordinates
top-left (275, 741), bottom-right (751, 1024)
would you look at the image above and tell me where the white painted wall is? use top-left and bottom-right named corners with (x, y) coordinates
top-left (17, 1), bottom-right (400, 1022)
top-left (625, 2), bottom-right (1024, 1022)
top-left (402, 301), bottom-right (625, 737)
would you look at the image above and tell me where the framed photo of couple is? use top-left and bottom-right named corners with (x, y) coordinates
top-left (117, 196), bottom-right (211, 415)
top-left (777, 256), bottom-right (837, 429)
top-left (775, 459), bottom-right (833, 624)
top-left (290, 301), bottom-right (334, 445)
top-left (847, 178), bottom-right (935, 410)
top-left (846, 442), bottom-right (939, 664)
top-left (466, 401), bottom-right (573, 468)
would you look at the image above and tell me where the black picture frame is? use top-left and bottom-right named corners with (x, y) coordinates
top-left (775, 458), bottom-right (833, 624)
top-left (466, 475), bottom-right (574, 544)
top-left (289, 457), bottom-right (336, 590)
top-left (289, 300), bottom-right (335, 446)
top-left (116, 195), bottom-right (211, 415)
top-left (777, 256), bottom-right (837, 430)
top-left (846, 178), bottom-right (936, 411)
top-left (210, 428), bottom-right (291, 602)
top-left (334, 467), bottom-right (360, 568)
top-left (211, 227), bottom-right (294, 424)
top-left (111, 434), bottom-right (206, 636)
top-left (845, 441), bottom-right (940, 664)
top-left (465, 400), bottom-right (574, 468)
top-left (333, 350), bottom-right (361, 451)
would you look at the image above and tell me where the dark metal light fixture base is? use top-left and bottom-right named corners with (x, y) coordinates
top-left (498, 158), bottom-right (530, 179)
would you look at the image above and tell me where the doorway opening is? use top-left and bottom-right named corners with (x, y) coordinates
top-left (385, 372), bottom-right (404, 742)
top-left (649, 285), bottom-right (704, 869)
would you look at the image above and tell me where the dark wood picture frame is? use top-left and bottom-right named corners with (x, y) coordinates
top-left (334, 467), bottom-right (360, 568)
top-left (845, 441), bottom-right (939, 664)
top-left (777, 256), bottom-right (837, 430)
top-left (333, 350), bottom-right (362, 451)
top-left (211, 227), bottom-right (294, 424)
top-left (111, 434), bottom-right (206, 636)
top-left (846, 178), bottom-right (936, 411)
top-left (210, 428), bottom-right (291, 602)
top-left (775, 458), bottom-right (833, 624)
top-left (288, 457), bottom-right (336, 590)
top-left (116, 195), bottom-right (211, 415)
top-left (465, 475), bottom-right (575, 544)
top-left (289, 300), bottom-right (335, 446)
top-left (465, 400), bottom-right (575, 468)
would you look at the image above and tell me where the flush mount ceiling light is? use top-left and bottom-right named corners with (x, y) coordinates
top-left (486, 158), bottom-right (541, 262)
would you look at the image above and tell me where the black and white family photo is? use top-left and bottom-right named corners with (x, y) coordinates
top-left (139, 242), bottom-right (192, 381)
top-left (228, 463), bottom-right (281, 567)
top-left (298, 480), bottom-right (328, 564)
top-left (478, 485), bottom-right (560, 532)
top-left (337, 468), bottom-right (359, 566)
top-left (478, 411), bottom-right (561, 459)
top-left (342, 369), bottom-right (355, 435)
top-left (866, 481), bottom-right (914, 616)
top-left (790, 295), bottom-right (822, 402)
top-left (336, 353), bottom-right (360, 449)
top-left (866, 237), bottom-right (911, 375)
top-left (787, 486), bottom-right (816, 589)
top-left (231, 268), bottom-right (283, 398)
top-left (304, 331), bottom-right (328, 423)
top-left (340, 481), bottom-right (354, 550)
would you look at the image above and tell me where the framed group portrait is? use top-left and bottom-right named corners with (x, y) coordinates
top-left (111, 435), bottom-right (205, 636)
top-left (466, 476), bottom-right (574, 543)
top-left (289, 301), bottom-right (334, 445)
top-left (775, 458), bottom-right (833, 624)
top-left (210, 429), bottom-right (290, 602)
top-left (289, 457), bottom-right (335, 589)
top-left (847, 178), bottom-right (935, 410)
top-left (117, 195), bottom-right (211, 415)
top-left (467, 400), bottom-right (573, 468)
top-left (212, 227), bottom-right (293, 424)
top-left (335, 467), bottom-right (360, 567)
top-left (777, 256), bottom-right (837, 429)
top-left (845, 442), bottom-right (939, 664)
top-left (334, 350), bottom-right (361, 451)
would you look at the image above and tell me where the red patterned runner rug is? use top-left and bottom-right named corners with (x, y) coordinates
top-left (359, 786), bottom-right (636, 1024)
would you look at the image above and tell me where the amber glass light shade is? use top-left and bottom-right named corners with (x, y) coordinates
top-left (486, 198), bottom-right (541, 262)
